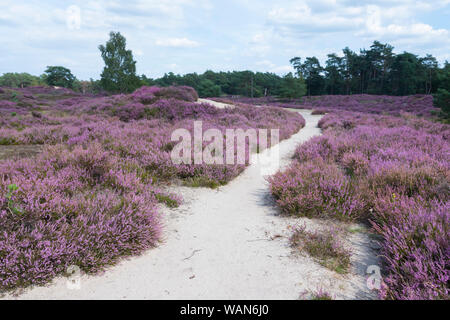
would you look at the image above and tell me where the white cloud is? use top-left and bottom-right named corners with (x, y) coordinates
top-left (251, 33), bottom-right (265, 44)
top-left (255, 60), bottom-right (275, 68)
top-left (155, 37), bottom-right (200, 47)
top-left (0, 0), bottom-right (449, 79)
top-left (269, 65), bottom-right (293, 74)
top-left (356, 3), bottom-right (450, 52)
top-left (268, 2), bottom-right (365, 32)
top-left (264, 0), bottom-right (450, 63)
top-left (361, 5), bottom-right (448, 38)
top-left (267, 1), bottom-right (449, 37)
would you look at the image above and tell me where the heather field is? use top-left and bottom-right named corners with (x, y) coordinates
top-left (1, 85), bottom-right (449, 300)
top-left (212, 94), bottom-right (440, 117)
top-left (0, 85), bottom-right (305, 290)
top-left (2, 0), bottom-right (450, 309)
top-left (266, 95), bottom-right (449, 300)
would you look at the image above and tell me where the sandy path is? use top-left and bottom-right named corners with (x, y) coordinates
top-left (6, 109), bottom-right (379, 300)
top-left (197, 98), bottom-right (234, 109)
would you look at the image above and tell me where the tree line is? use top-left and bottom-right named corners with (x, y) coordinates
top-left (144, 70), bottom-right (306, 99)
top-left (290, 41), bottom-right (449, 96)
top-left (0, 32), bottom-right (306, 99)
top-left (0, 33), bottom-right (448, 117)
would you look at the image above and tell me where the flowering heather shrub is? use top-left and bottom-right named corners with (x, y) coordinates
top-left (301, 94), bottom-right (437, 116)
top-left (341, 151), bottom-right (370, 176)
top-left (156, 85), bottom-right (199, 102)
top-left (268, 160), bottom-right (365, 220)
top-left (131, 85), bottom-right (160, 104)
top-left (372, 196), bottom-right (449, 300)
top-left (212, 96), bottom-right (279, 106)
top-left (0, 85), bottom-right (305, 290)
top-left (0, 144), bottom-right (164, 289)
top-left (318, 111), bottom-right (450, 138)
top-left (311, 109), bottom-right (327, 115)
top-left (217, 94), bottom-right (438, 116)
top-left (131, 85), bottom-right (198, 105)
top-left (269, 105), bottom-right (449, 300)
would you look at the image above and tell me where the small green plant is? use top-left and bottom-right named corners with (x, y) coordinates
top-left (6, 184), bottom-right (23, 216)
top-left (11, 92), bottom-right (19, 102)
top-left (290, 225), bottom-right (351, 274)
top-left (300, 288), bottom-right (334, 300)
top-left (311, 289), bottom-right (333, 300)
top-left (184, 176), bottom-right (221, 189)
top-left (155, 193), bottom-right (179, 208)
top-left (11, 112), bottom-right (17, 117)
top-left (0, 137), bottom-right (17, 145)
top-left (348, 225), bottom-right (366, 234)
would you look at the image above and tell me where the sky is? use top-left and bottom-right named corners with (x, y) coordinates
top-left (0, 0), bottom-right (449, 80)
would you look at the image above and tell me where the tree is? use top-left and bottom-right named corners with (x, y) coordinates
top-left (0, 72), bottom-right (43, 88)
top-left (325, 53), bottom-right (344, 95)
top-left (420, 54), bottom-right (439, 94)
top-left (342, 47), bottom-right (358, 94)
top-left (44, 66), bottom-right (76, 88)
top-left (140, 74), bottom-right (155, 87)
top-left (156, 72), bottom-right (179, 87)
top-left (99, 31), bottom-right (140, 93)
top-left (290, 57), bottom-right (303, 78)
top-left (391, 52), bottom-right (420, 95)
top-left (364, 41), bottom-right (394, 94)
top-left (438, 61), bottom-right (450, 91)
top-left (290, 56), bottom-right (324, 96)
top-left (302, 57), bottom-right (325, 96)
top-left (434, 62), bottom-right (450, 119)
top-left (197, 79), bottom-right (221, 97)
top-left (278, 72), bottom-right (306, 99)
top-left (434, 88), bottom-right (450, 118)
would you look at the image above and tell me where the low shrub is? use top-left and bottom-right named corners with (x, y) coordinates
top-left (268, 160), bottom-right (365, 220)
top-left (372, 196), bottom-right (449, 300)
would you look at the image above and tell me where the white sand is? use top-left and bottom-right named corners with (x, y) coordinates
top-left (4, 109), bottom-right (379, 300)
top-left (197, 98), bottom-right (235, 109)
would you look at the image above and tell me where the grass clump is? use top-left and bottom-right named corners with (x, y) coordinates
top-left (184, 176), bottom-right (222, 189)
top-left (290, 225), bottom-right (351, 274)
top-left (310, 288), bottom-right (334, 300)
top-left (0, 137), bottom-right (17, 145)
top-left (155, 193), bottom-right (180, 208)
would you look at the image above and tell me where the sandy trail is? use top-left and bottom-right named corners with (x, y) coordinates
top-left (197, 98), bottom-right (234, 109)
top-left (6, 109), bottom-right (378, 300)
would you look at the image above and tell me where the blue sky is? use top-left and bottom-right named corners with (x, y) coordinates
top-left (0, 0), bottom-right (449, 80)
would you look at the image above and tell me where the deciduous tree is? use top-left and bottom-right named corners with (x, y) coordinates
top-left (99, 31), bottom-right (140, 93)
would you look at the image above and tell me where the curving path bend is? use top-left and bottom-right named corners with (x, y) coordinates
top-left (5, 107), bottom-right (379, 300)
